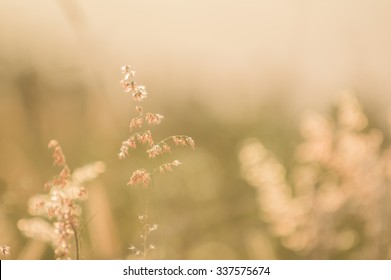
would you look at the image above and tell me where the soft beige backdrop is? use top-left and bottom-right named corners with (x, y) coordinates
top-left (1, 0), bottom-right (391, 260)
top-left (1, 0), bottom-right (391, 117)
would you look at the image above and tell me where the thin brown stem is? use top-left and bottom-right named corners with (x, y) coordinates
top-left (71, 222), bottom-right (81, 260)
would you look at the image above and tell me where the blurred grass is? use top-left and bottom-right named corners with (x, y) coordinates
top-left (1, 1), bottom-right (391, 260)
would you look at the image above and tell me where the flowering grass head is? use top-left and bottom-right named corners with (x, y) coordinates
top-left (118, 65), bottom-right (195, 188)
top-left (19, 140), bottom-right (105, 260)
top-left (118, 65), bottom-right (195, 258)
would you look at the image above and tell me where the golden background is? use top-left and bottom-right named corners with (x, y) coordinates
top-left (1, 0), bottom-right (391, 259)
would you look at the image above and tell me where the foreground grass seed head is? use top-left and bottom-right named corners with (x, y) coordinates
top-left (18, 140), bottom-right (105, 260)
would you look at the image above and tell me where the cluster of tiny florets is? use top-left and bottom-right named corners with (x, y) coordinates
top-left (156, 160), bottom-right (183, 174)
top-left (45, 140), bottom-right (70, 189)
top-left (127, 169), bottom-right (151, 187)
top-left (120, 65), bottom-right (148, 101)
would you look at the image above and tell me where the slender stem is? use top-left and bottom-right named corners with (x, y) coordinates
top-left (143, 220), bottom-right (148, 259)
top-left (142, 199), bottom-right (149, 259)
top-left (71, 222), bottom-right (80, 260)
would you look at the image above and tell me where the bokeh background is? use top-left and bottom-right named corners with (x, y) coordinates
top-left (1, 0), bottom-right (391, 259)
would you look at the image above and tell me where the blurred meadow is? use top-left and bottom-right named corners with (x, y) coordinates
top-left (1, 0), bottom-right (391, 259)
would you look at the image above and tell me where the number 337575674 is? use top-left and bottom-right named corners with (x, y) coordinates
top-left (216, 266), bottom-right (270, 276)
